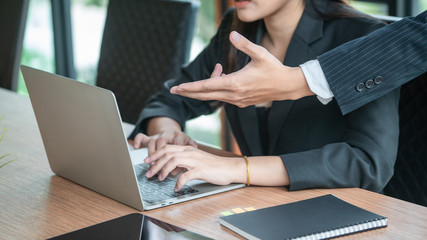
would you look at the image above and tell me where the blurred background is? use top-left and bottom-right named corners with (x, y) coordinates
top-left (16, 0), bottom-right (427, 148)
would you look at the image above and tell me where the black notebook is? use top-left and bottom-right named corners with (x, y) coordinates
top-left (219, 194), bottom-right (387, 240)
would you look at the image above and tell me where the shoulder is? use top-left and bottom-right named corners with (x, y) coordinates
top-left (324, 7), bottom-right (386, 36)
top-left (321, 8), bottom-right (386, 44)
top-left (306, 6), bottom-right (387, 56)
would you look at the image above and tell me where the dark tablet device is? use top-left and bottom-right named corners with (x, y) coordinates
top-left (47, 213), bottom-right (211, 240)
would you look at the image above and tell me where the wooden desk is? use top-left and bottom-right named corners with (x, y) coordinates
top-left (1, 87), bottom-right (426, 240)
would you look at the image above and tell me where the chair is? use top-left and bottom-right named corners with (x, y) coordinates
top-left (383, 73), bottom-right (427, 207)
top-left (0, 0), bottom-right (29, 90)
top-left (96, 0), bottom-right (199, 124)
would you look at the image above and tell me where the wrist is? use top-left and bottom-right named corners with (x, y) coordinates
top-left (287, 67), bottom-right (314, 100)
top-left (147, 117), bottom-right (181, 136)
top-left (227, 157), bottom-right (248, 184)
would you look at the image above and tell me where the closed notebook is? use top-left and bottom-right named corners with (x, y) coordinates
top-left (219, 194), bottom-right (387, 240)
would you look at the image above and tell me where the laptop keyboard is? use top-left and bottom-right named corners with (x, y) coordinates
top-left (134, 164), bottom-right (198, 204)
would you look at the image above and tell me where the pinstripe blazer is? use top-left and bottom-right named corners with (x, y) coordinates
top-left (132, 6), bottom-right (400, 192)
top-left (318, 10), bottom-right (427, 115)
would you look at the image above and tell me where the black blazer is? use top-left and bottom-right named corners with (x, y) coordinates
top-left (319, 10), bottom-right (427, 115)
top-left (132, 6), bottom-right (400, 192)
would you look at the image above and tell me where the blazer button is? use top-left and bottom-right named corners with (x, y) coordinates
top-left (355, 83), bottom-right (365, 92)
top-left (365, 79), bottom-right (375, 89)
top-left (374, 76), bottom-right (383, 85)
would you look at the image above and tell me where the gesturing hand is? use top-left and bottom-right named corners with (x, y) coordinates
top-left (170, 31), bottom-right (313, 108)
top-left (144, 145), bottom-right (245, 191)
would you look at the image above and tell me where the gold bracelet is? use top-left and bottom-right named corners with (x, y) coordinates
top-left (243, 156), bottom-right (250, 186)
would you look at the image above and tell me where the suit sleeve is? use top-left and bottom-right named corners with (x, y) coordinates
top-left (318, 11), bottom-right (427, 115)
top-left (282, 88), bottom-right (400, 192)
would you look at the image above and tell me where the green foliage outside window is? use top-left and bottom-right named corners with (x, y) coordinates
top-left (349, 0), bottom-right (389, 15)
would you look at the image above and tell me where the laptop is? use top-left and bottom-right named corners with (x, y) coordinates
top-left (21, 65), bottom-right (245, 211)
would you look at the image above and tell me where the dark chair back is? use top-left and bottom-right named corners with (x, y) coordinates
top-left (96, 0), bottom-right (199, 124)
top-left (0, 0), bottom-right (29, 90)
top-left (383, 73), bottom-right (427, 206)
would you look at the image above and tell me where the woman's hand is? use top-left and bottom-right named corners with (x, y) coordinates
top-left (144, 145), bottom-right (246, 191)
top-left (133, 117), bottom-right (197, 154)
top-left (132, 117), bottom-right (198, 177)
top-left (134, 131), bottom-right (197, 176)
top-left (133, 131), bottom-right (197, 153)
top-left (133, 131), bottom-right (197, 177)
top-left (170, 31), bottom-right (314, 108)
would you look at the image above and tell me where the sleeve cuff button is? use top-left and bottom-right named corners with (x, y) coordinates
top-left (374, 76), bottom-right (383, 85)
top-left (365, 79), bottom-right (375, 89)
top-left (355, 83), bottom-right (365, 92)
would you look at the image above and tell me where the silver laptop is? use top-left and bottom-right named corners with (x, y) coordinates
top-left (21, 65), bottom-right (245, 211)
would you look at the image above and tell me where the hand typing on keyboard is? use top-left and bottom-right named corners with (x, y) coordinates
top-left (134, 165), bottom-right (198, 203)
top-left (143, 145), bottom-right (246, 191)
top-left (130, 118), bottom-right (199, 179)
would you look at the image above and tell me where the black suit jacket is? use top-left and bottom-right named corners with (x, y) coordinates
top-left (319, 10), bottom-right (427, 115)
top-left (132, 6), bottom-right (400, 192)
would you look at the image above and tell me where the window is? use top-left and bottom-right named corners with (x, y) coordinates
top-left (418, 0), bottom-right (427, 14)
top-left (18, 0), bottom-right (55, 95)
top-left (349, 0), bottom-right (427, 16)
top-left (71, 0), bottom-right (107, 85)
top-left (185, 0), bottom-right (221, 148)
top-left (349, 0), bottom-right (389, 15)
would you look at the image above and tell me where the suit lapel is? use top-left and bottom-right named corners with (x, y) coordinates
top-left (237, 105), bottom-right (263, 155)
top-left (235, 10), bottom-right (325, 155)
top-left (236, 22), bottom-right (266, 156)
top-left (267, 10), bottom-right (324, 154)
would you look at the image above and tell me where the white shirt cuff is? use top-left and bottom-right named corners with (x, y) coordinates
top-left (300, 59), bottom-right (334, 105)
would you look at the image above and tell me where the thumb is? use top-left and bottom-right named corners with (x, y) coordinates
top-left (229, 31), bottom-right (266, 61)
top-left (210, 63), bottom-right (223, 78)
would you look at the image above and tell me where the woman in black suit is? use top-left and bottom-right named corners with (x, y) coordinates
top-left (130, 0), bottom-right (399, 193)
